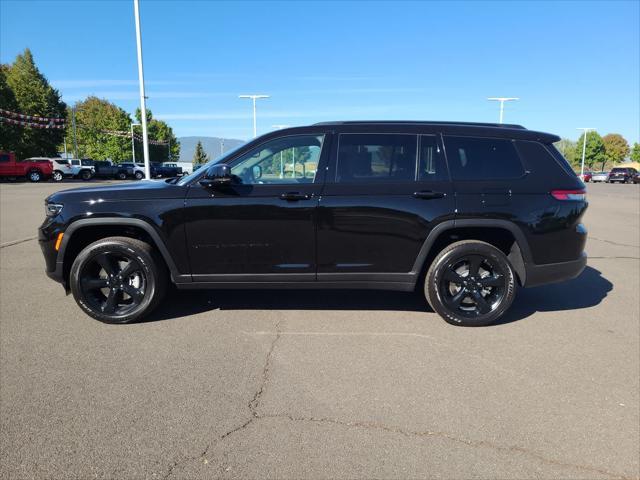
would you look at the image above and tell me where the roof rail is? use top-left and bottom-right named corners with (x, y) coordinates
top-left (312, 120), bottom-right (526, 129)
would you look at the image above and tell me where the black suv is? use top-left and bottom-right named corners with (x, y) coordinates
top-left (607, 167), bottom-right (638, 184)
top-left (39, 121), bottom-right (587, 326)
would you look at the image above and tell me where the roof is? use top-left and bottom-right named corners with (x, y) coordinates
top-left (313, 120), bottom-right (526, 129)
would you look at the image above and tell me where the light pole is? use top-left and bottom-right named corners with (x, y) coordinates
top-left (133, 0), bottom-right (151, 179)
top-left (239, 94), bottom-right (269, 138)
top-left (487, 97), bottom-right (519, 124)
top-left (272, 125), bottom-right (290, 178)
top-left (577, 128), bottom-right (595, 179)
top-left (130, 122), bottom-right (140, 162)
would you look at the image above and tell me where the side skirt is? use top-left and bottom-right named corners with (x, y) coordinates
top-left (175, 281), bottom-right (416, 292)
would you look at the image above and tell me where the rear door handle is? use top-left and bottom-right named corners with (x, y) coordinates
top-left (279, 192), bottom-right (311, 201)
top-left (413, 190), bottom-right (445, 200)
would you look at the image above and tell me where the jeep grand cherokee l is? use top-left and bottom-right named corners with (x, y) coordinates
top-left (39, 121), bottom-right (587, 327)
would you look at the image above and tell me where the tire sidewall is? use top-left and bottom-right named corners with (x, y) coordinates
top-left (426, 241), bottom-right (516, 327)
top-left (70, 239), bottom-right (159, 324)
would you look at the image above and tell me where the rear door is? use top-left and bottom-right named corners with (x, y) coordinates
top-left (317, 131), bottom-right (455, 284)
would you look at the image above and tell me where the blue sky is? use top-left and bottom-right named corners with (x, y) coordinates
top-left (1, 0), bottom-right (638, 143)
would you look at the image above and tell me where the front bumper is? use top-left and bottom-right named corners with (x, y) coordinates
top-left (524, 252), bottom-right (587, 288)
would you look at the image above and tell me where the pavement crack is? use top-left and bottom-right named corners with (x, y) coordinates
top-left (165, 323), bottom-right (283, 478)
top-left (259, 414), bottom-right (633, 480)
top-left (589, 236), bottom-right (639, 249)
top-left (0, 236), bottom-right (37, 248)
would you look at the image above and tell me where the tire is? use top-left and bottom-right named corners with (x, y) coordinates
top-left (28, 170), bottom-right (42, 182)
top-left (52, 170), bottom-right (64, 182)
top-left (117, 172), bottom-right (127, 180)
top-left (134, 171), bottom-right (144, 180)
top-left (69, 237), bottom-right (168, 324)
top-left (80, 169), bottom-right (93, 181)
top-left (424, 240), bottom-right (516, 327)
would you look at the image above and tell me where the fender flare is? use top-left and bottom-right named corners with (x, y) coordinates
top-left (56, 217), bottom-right (184, 282)
top-left (410, 219), bottom-right (531, 284)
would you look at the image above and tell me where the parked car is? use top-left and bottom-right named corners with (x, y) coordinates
top-left (40, 121), bottom-right (588, 326)
top-left (66, 159), bottom-right (95, 180)
top-left (580, 171), bottom-right (592, 182)
top-left (92, 160), bottom-right (130, 180)
top-left (591, 171), bottom-right (609, 183)
top-left (607, 167), bottom-right (638, 184)
top-left (1, 151), bottom-right (53, 182)
top-left (120, 162), bottom-right (157, 180)
top-left (152, 162), bottom-right (183, 178)
top-left (25, 157), bottom-right (70, 182)
top-left (633, 171), bottom-right (640, 184)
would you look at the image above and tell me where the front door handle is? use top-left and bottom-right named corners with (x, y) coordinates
top-left (279, 192), bottom-right (311, 201)
top-left (413, 190), bottom-right (445, 200)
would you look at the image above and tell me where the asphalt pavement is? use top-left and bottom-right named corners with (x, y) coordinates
top-left (1, 180), bottom-right (638, 479)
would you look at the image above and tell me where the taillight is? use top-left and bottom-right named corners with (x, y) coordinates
top-left (551, 189), bottom-right (586, 201)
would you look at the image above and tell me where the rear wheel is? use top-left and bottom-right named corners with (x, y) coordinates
top-left (70, 237), bottom-right (168, 324)
top-left (117, 172), bottom-right (127, 180)
top-left (28, 170), bottom-right (42, 182)
top-left (80, 169), bottom-right (93, 181)
top-left (425, 240), bottom-right (516, 327)
top-left (134, 171), bottom-right (144, 180)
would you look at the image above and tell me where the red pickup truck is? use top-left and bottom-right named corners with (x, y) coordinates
top-left (0, 151), bottom-right (53, 182)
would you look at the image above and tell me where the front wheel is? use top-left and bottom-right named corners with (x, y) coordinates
top-left (69, 237), bottom-right (168, 324)
top-left (52, 170), bottom-right (64, 182)
top-left (28, 170), bottom-right (42, 182)
top-left (117, 172), bottom-right (127, 180)
top-left (425, 240), bottom-right (516, 327)
top-left (134, 171), bottom-right (144, 180)
top-left (80, 169), bottom-right (93, 181)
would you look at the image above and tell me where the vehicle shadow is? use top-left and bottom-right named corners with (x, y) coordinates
top-left (144, 266), bottom-right (612, 325)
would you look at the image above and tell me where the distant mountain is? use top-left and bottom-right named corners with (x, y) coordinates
top-left (178, 136), bottom-right (245, 163)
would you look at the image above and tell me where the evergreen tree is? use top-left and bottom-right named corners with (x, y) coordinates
top-left (0, 65), bottom-right (21, 153)
top-left (574, 131), bottom-right (605, 171)
top-left (3, 49), bottom-right (66, 158)
top-left (192, 140), bottom-right (209, 166)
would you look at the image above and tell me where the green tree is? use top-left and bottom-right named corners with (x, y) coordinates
top-left (192, 140), bottom-right (208, 166)
top-left (70, 96), bottom-right (132, 161)
top-left (574, 131), bottom-right (605, 171)
top-left (134, 108), bottom-right (180, 162)
top-left (3, 48), bottom-right (66, 159)
top-left (601, 133), bottom-right (630, 171)
top-left (629, 142), bottom-right (640, 163)
top-left (0, 65), bottom-right (21, 154)
top-left (555, 138), bottom-right (577, 167)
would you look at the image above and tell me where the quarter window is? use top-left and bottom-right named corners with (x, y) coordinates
top-left (444, 136), bottom-right (524, 180)
top-left (230, 135), bottom-right (324, 185)
top-left (336, 134), bottom-right (417, 183)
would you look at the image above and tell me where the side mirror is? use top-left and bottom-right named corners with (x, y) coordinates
top-left (200, 164), bottom-right (232, 187)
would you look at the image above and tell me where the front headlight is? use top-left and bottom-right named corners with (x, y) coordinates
top-left (45, 203), bottom-right (63, 217)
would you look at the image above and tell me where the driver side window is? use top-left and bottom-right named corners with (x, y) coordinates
top-left (230, 134), bottom-right (324, 185)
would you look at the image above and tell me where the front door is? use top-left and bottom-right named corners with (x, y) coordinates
top-left (317, 132), bottom-right (455, 283)
top-left (184, 133), bottom-right (329, 282)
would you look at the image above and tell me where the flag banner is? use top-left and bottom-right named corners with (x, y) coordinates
top-left (0, 116), bottom-right (66, 129)
top-left (0, 108), bottom-right (65, 124)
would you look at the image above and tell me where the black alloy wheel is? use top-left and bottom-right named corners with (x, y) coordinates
top-left (70, 237), bottom-right (167, 323)
top-left (135, 171), bottom-right (144, 180)
top-left (80, 169), bottom-right (93, 181)
top-left (425, 240), bottom-right (516, 326)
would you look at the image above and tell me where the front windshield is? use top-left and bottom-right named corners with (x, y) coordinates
top-left (176, 143), bottom-right (245, 186)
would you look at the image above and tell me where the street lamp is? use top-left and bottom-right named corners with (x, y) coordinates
top-left (577, 128), bottom-right (595, 179)
top-left (131, 122), bottom-right (140, 162)
top-left (133, 0), bottom-right (151, 179)
top-left (239, 94), bottom-right (269, 138)
top-left (487, 97), bottom-right (519, 124)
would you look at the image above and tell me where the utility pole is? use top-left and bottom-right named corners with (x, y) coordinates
top-left (577, 128), bottom-right (595, 179)
top-left (131, 122), bottom-right (140, 162)
top-left (487, 97), bottom-right (519, 124)
top-left (134, 0), bottom-right (151, 179)
top-left (239, 94), bottom-right (269, 137)
top-left (71, 106), bottom-right (78, 159)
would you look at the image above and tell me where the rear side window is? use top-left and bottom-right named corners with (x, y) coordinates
top-left (518, 141), bottom-right (577, 178)
top-left (443, 136), bottom-right (524, 180)
top-left (336, 134), bottom-right (417, 183)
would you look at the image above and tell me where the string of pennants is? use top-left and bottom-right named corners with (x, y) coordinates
top-left (0, 108), bottom-right (169, 146)
top-left (0, 108), bottom-right (66, 129)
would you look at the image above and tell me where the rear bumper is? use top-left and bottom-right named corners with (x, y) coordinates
top-left (524, 252), bottom-right (587, 288)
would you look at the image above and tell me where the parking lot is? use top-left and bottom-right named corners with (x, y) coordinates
top-left (0, 181), bottom-right (638, 479)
